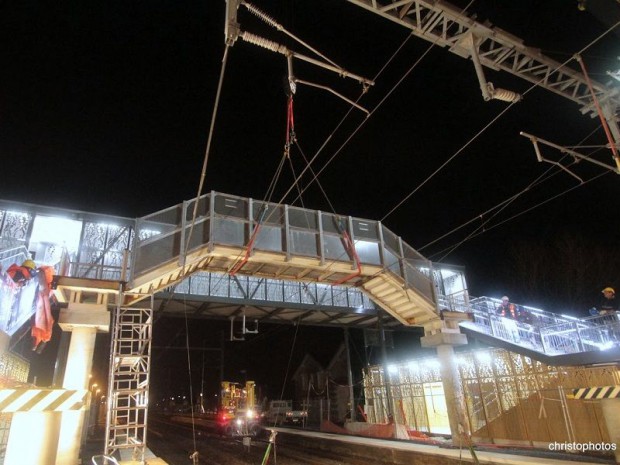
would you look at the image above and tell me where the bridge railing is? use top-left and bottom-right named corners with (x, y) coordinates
top-left (467, 297), bottom-right (619, 355)
top-left (131, 192), bottom-right (436, 304)
top-left (0, 243), bottom-right (29, 272)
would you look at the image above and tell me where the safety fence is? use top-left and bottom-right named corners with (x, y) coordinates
top-left (363, 347), bottom-right (620, 447)
top-left (464, 297), bottom-right (620, 356)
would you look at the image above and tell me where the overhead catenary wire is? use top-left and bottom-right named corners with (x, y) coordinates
top-left (429, 169), bottom-right (610, 261)
top-left (273, 8), bottom-right (617, 290)
top-left (248, 4), bottom-right (617, 290)
top-left (194, 4), bottom-right (470, 293)
top-left (420, 124), bottom-right (604, 255)
top-left (278, 0), bottom-right (479, 210)
top-left (187, 3), bottom-right (616, 328)
top-left (430, 163), bottom-right (574, 262)
top-left (232, 1), bottom-right (477, 286)
top-left (380, 17), bottom-right (620, 236)
top-left (236, 20), bottom-right (443, 288)
top-left (230, 6), bottom-right (617, 316)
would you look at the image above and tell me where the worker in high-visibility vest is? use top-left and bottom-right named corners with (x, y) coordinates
top-left (496, 296), bottom-right (521, 342)
top-left (497, 296), bottom-right (518, 319)
top-left (6, 259), bottom-right (37, 286)
top-left (589, 287), bottom-right (618, 316)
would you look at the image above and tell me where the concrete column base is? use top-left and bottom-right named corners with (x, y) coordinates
top-left (4, 412), bottom-right (61, 465)
top-left (601, 398), bottom-right (620, 464)
top-left (421, 330), bottom-right (470, 445)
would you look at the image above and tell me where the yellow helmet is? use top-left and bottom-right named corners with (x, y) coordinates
top-left (21, 259), bottom-right (36, 270)
top-left (602, 287), bottom-right (615, 294)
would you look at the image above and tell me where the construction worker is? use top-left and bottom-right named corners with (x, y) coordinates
top-left (589, 287), bottom-right (618, 316)
top-left (31, 265), bottom-right (55, 353)
top-left (496, 296), bottom-right (520, 342)
top-left (497, 296), bottom-right (518, 319)
top-left (6, 259), bottom-right (37, 286)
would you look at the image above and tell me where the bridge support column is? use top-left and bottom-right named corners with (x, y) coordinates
top-left (601, 398), bottom-right (620, 464)
top-left (421, 327), bottom-right (469, 445)
top-left (4, 411), bottom-right (61, 465)
top-left (0, 331), bottom-right (9, 354)
top-left (56, 301), bottom-right (110, 465)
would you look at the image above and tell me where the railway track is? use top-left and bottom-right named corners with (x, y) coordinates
top-left (148, 414), bottom-right (484, 465)
top-left (148, 414), bottom-right (349, 465)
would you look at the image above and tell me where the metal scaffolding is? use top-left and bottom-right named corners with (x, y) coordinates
top-left (104, 296), bottom-right (153, 461)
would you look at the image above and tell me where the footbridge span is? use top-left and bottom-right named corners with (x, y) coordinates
top-left (1, 192), bottom-right (618, 464)
top-left (125, 191), bottom-right (441, 327)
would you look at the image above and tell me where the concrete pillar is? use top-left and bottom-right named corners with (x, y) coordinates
top-left (63, 326), bottom-right (97, 389)
top-left (55, 301), bottom-right (110, 465)
top-left (601, 398), bottom-right (620, 464)
top-left (56, 326), bottom-right (97, 465)
top-left (436, 344), bottom-right (470, 442)
top-left (4, 412), bottom-right (61, 465)
top-left (421, 328), bottom-right (469, 445)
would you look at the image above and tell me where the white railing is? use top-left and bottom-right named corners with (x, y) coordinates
top-left (465, 296), bottom-right (619, 356)
top-left (0, 244), bottom-right (29, 272)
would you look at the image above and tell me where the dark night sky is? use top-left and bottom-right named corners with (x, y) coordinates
top-left (2, 1), bottom-right (620, 393)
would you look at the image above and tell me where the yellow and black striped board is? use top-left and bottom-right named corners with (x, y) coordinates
top-left (570, 386), bottom-right (620, 400)
top-left (0, 389), bottom-right (88, 413)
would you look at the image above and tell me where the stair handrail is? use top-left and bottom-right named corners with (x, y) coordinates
top-left (0, 244), bottom-right (30, 272)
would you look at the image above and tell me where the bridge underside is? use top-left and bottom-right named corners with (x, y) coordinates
top-left (127, 244), bottom-right (439, 328)
top-left (53, 276), bottom-right (413, 331)
top-left (152, 292), bottom-right (409, 330)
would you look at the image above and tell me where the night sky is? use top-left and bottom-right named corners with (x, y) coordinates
top-left (2, 1), bottom-right (620, 393)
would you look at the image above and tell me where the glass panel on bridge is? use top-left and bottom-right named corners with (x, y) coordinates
top-left (289, 230), bottom-right (318, 257)
top-left (212, 218), bottom-right (245, 246)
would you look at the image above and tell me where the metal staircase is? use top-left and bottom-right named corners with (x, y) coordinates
top-left (460, 297), bottom-right (620, 365)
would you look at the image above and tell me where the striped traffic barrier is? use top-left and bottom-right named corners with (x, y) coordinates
top-left (0, 388), bottom-right (88, 412)
top-left (570, 386), bottom-right (620, 400)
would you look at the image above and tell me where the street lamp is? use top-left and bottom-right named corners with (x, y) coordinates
top-left (88, 383), bottom-right (100, 436)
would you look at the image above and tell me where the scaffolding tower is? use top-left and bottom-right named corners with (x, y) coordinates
top-left (104, 294), bottom-right (153, 461)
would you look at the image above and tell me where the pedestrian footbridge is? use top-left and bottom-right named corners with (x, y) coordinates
top-left (0, 191), bottom-right (466, 463)
top-left (0, 192), bottom-right (619, 464)
top-left (1, 192), bottom-right (618, 362)
top-left (125, 192), bottom-right (439, 327)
